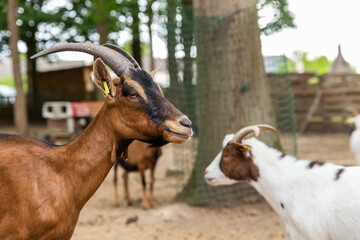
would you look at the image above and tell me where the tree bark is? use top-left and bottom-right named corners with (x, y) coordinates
top-left (26, 49), bottom-right (37, 103)
top-left (146, 0), bottom-right (155, 71)
top-left (166, 0), bottom-right (178, 89)
top-left (96, 20), bottom-right (108, 45)
top-left (148, 22), bottom-right (154, 71)
top-left (8, 0), bottom-right (28, 135)
top-left (131, 1), bottom-right (142, 67)
top-left (94, 0), bottom-right (108, 45)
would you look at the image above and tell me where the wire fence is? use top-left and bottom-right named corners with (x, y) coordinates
top-left (163, 3), bottom-right (297, 206)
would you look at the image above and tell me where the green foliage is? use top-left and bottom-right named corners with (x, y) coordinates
top-left (0, 75), bottom-right (28, 91)
top-left (0, 0), bottom-right (141, 55)
top-left (122, 39), bottom-right (150, 57)
top-left (0, 0), bottom-right (80, 55)
top-left (303, 55), bottom-right (331, 75)
top-left (65, 0), bottom-right (126, 44)
top-left (258, 0), bottom-right (296, 35)
top-left (0, 0), bottom-right (295, 55)
top-left (285, 57), bottom-right (296, 72)
top-left (0, 76), bottom-right (15, 87)
top-left (286, 51), bottom-right (332, 75)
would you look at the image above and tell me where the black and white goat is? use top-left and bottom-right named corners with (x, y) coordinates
top-left (205, 124), bottom-right (360, 240)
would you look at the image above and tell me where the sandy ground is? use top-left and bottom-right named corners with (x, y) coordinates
top-left (0, 125), bottom-right (355, 240)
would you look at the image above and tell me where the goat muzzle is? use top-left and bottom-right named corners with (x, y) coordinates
top-left (163, 115), bottom-right (193, 144)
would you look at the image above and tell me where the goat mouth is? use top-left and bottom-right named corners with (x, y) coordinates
top-left (163, 128), bottom-right (192, 144)
top-left (205, 177), bottom-right (215, 184)
top-left (165, 129), bottom-right (191, 139)
top-left (163, 120), bottom-right (193, 144)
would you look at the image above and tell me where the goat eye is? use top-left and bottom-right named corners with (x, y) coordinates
top-left (129, 92), bottom-right (138, 99)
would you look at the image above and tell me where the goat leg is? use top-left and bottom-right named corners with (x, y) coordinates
top-left (113, 164), bottom-right (120, 207)
top-left (149, 166), bottom-right (156, 207)
top-left (123, 171), bottom-right (133, 206)
top-left (140, 170), bottom-right (150, 209)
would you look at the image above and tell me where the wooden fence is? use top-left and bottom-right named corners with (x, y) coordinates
top-left (269, 73), bottom-right (360, 133)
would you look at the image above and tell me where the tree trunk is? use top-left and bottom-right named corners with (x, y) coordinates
top-left (148, 22), bottom-right (154, 71)
top-left (179, 0), bottom-right (277, 204)
top-left (131, 1), bottom-right (142, 67)
top-left (166, 0), bottom-right (178, 89)
top-left (146, 1), bottom-right (155, 71)
top-left (8, 0), bottom-right (28, 135)
top-left (96, 20), bottom-right (108, 45)
top-left (26, 52), bottom-right (37, 100)
top-left (94, 0), bottom-right (108, 45)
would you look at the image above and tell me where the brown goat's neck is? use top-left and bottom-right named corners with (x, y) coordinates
top-left (62, 105), bottom-right (130, 208)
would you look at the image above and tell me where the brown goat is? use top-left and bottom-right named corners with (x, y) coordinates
top-left (113, 140), bottom-right (162, 209)
top-left (0, 43), bottom-right (192, 240)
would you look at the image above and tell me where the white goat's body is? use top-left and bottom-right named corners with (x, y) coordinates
top-left (248, 138), bottom-right (360, 240)
top-left (206, 135), bottom-right (360, 240)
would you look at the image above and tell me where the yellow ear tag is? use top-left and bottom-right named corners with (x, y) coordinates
top-left (243, 145), bottom-right (252, 151)
top-left (103, 81), bottom-right (110, 96)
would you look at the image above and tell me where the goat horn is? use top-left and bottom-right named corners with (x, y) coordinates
top-left (102, 43), bottom-right (141, 69)
top-left (345, 106), bottom-right (359, 116)
top-left (30, 43), bottom-right (133, 77)
top-left (233, 124), bottom-right (277, 142)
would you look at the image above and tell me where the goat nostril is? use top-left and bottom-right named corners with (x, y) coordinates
top-left (180, 118), bottom-right (192, 128)
top-left (205, 170), bottom-right (208, 175)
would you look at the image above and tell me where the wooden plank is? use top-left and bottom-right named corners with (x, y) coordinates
top-left (323, 95), bottom-right (360, 103)
top-left (305, 122), bottom-right (347, 132)
top-left (291, 86), bottom-right (317, 95)
top-left (323, 88), bottom-right (360, 95)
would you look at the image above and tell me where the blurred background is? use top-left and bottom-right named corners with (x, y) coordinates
top-left (1, 0), bottom-right (359, 239)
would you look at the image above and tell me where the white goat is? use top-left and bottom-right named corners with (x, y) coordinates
top-left (205, 124), bottom-right (360, 240)
top-left (346, 107), bottom-right (360, 165)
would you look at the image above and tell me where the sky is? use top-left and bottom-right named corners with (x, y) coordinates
top-left (56, 0), bottom-right (360, 73)
top-left (260, 0), bottom-right (360, 72)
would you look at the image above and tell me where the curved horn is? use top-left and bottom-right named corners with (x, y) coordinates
top-left (30, 43), bottom-right (133, 77)
top-left (234, 124), bottom-right (277, 142)
top-left (102, 43), bottom-right (141, 69)
top-left (345, 106), bottom-right (359, 116)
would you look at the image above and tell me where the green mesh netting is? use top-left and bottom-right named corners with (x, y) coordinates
top-left (163, 3), bottom-right (297, 206)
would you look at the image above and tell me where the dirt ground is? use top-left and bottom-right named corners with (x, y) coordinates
top-left (1, 126), bottom-right (355, 240)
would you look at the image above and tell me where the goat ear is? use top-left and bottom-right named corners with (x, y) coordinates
top-left (229, 141), bottom-right (251, 155)
top-left (93, 58), bottom-right (117, 99)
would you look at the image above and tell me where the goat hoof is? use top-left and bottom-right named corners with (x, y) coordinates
top-left (142, 202), bottom-right (150, 209)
